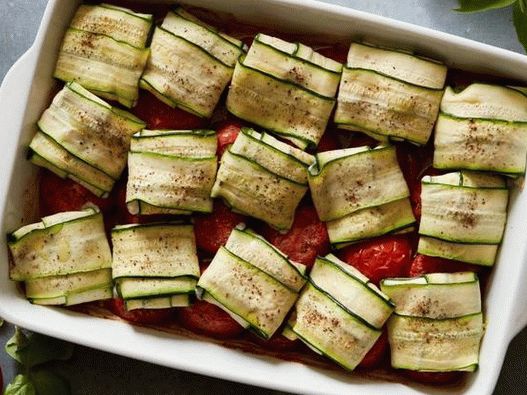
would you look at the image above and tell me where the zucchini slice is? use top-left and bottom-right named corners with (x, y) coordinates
top-left (335, 68), bottom-right (443, 145)
top-left (382, 273), bottom-right (484, 372)
top-left (25, 269), bottom-right (112, 306)
top-left (211, 148), bottom-right (308, 231)
top-left (126, 129), bottom-right (217, 215)
top-left (434, 113), bottom-right (527, 177)
top-left (9, 208), bottom-right (111, 281)
top-left (434, 83), bottom-right (527, 176)
top-left (55, 4), bottom-right (152, 108)
top-left (308, 145), bottom-right (410, 222)
top-left (346, 43), bottom-right (447, 89)
top-left (417, 171), bottom-right (508, 266)
top-left (327, 198), bottom-right (416, 247)
top-left (140, 8), bottom-right (242, 118)
top-left (125, 294), bottom-right (191, 310)
top-left (70, 4), bottom-right (153, 48)
top-left (197, 246), bottom-right (300, 339)
top-left (111, 223), bottom-right (199, 279)
top-left (419, 171), bottom-right (508, 245)
top-left (244, 34), bottom-right (341, 97)
top-left (335, 43), bottom-right (446, 145)
top-left (288, 254), bottom-right (393, 371)
top-left (230, 128), bottom-right (314, 185)
top-left (31, 82), bottom-right (145, 196)
top-left (162, 10), bottom-right (243, 67)
top-left (111, 222), bottom-right (200, 310)
top-left (225, 227), bottom-right (306, 292)
top-left (226, 55), bottom-right (336, 149)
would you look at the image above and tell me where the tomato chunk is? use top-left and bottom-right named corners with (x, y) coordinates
top-left (216, 121), bottom-right (242, 157)
top-left (408, 254), bottom-right (481, 277)
top-left (316, 131), bottom-right (340, 152)
top-left (178, 299), bottom-right (245, 339)
top-left (317, 43), bottom-right (348, 64)
top-left (108, 298), bottom-right (174, 325)
top-left (39, 169), bottom-right (114, 216)
top-left (261, 205), bottom-right (329, 268)
top-left (357, 330), bottom-right (389, 369)
top-left (339, 235), bottom-right (413, 285)
top-left (193, 200), bottom-right (247, 255)
top-left (403, 370), bottom-right (464, 385)
top-left (131, 91), bottom-right (207, 130)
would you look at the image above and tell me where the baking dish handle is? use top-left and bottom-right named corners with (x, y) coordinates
top-left (0, 47), bottom-right (37, 170)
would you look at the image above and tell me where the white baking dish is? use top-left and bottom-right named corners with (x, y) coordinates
top-left (1, 1), bottom-right (527, 394)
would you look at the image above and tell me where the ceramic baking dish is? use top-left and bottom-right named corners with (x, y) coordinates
top-left (1, 1), bottom-right (527, 394)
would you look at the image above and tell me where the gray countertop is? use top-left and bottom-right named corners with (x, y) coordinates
top-left (1, 0), bottom-right (526, 393)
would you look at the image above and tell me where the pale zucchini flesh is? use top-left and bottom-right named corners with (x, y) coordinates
top-left (310, 257), bottom-right (394, 329)
top-left (37, 82), bottom-right (144, 180)
top-left (111, 223), bottom-right (200, 279)
top-left (126, 151), bottom-right (217, 214)
top-left (417, 236), bottom-right (498, 266)
top-left (140, 27), bottom-right (234, 118)
top-left (29, 132), bottom-right (113, 197)
top-left (380, 274), bottom-right (481, 319)
top-left (441, 84), bottom-right (527, 122)
top-left (419, 182), bottom-right (508, 244)
top-left (131, 129), bottom-right (217, 158)
top-left (211, 150), bottom-right (308, 230)
top-left (125, 294), bottom-right (191, 310)
top-left (161, 11), bottom-right (243, 67)
top-left (197, 247), bottom-right (298, 339)
top-left (25, 268), bottom-right (112, 300)
top-left (346, 43), bottom-right (447, 90)
top-left (335, 68), bottom-right (443, 145)
top-left (308, 146), bottom-right (410, 222)
top-left (230, 128), bottom-right (314, 185)
top-left (70, 4), bottom-right (153, 48)
top-left (433, 113), bottom-right (527, 176)
top-left (225, 228), bottom-right (306, 292)
top-left (226, 57), bottom-right (335, 149)
top-left (54, 28), bottom-right (150, 108)
top-left (327, 197), bottom-right (415, 246)
top-left (9, 210), bottom-right (112, 281)
top-left (388, 313), bottom-right (483, 372)
top-left (244, 35), bottom-right (341, 97)
top-left (289, 282), bottom-right (382, 371)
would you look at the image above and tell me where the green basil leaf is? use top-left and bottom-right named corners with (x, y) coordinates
top-left (6, 327), bottom-right (30, 364)
top-left (455, 0), bottom-right (517, 12)
top-left (31, 369), bottom-right (71, 395)
top-left (4, 374), bottom-right (36, 395)
top-left (5, 328), bottom-right (74, 368)
top-left (514, 1), bottom-right (527, 51)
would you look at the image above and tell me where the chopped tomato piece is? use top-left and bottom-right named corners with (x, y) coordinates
top-left (408, 254), bottom-right (481, 277)
top-left (193, 200), bottom-right (247, 255)
top-left (316, 131), bottom-right (340, 152)
top-left (348, 132), bottom-right (379, 148)
top-left (131, 91), bottom-right (207, 130)
top-left (261, 205), bottom-right (329, 268)
top-left (403, 370), bottom-right (464, 385)
top-left (108, 298), bottom-right (174, 325)
top-left (216, 121), bottom-right (242, 157)
top-left (339, 235), bottom-right (413, 285)
top-left (38, 169), bottom-right (114, 216)
top-left (317, 43), bottom-right (348, 64)
top-left (178, 299), bottom-right (245, 339)
top-left (357, 330), bottom-right (389, 369)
